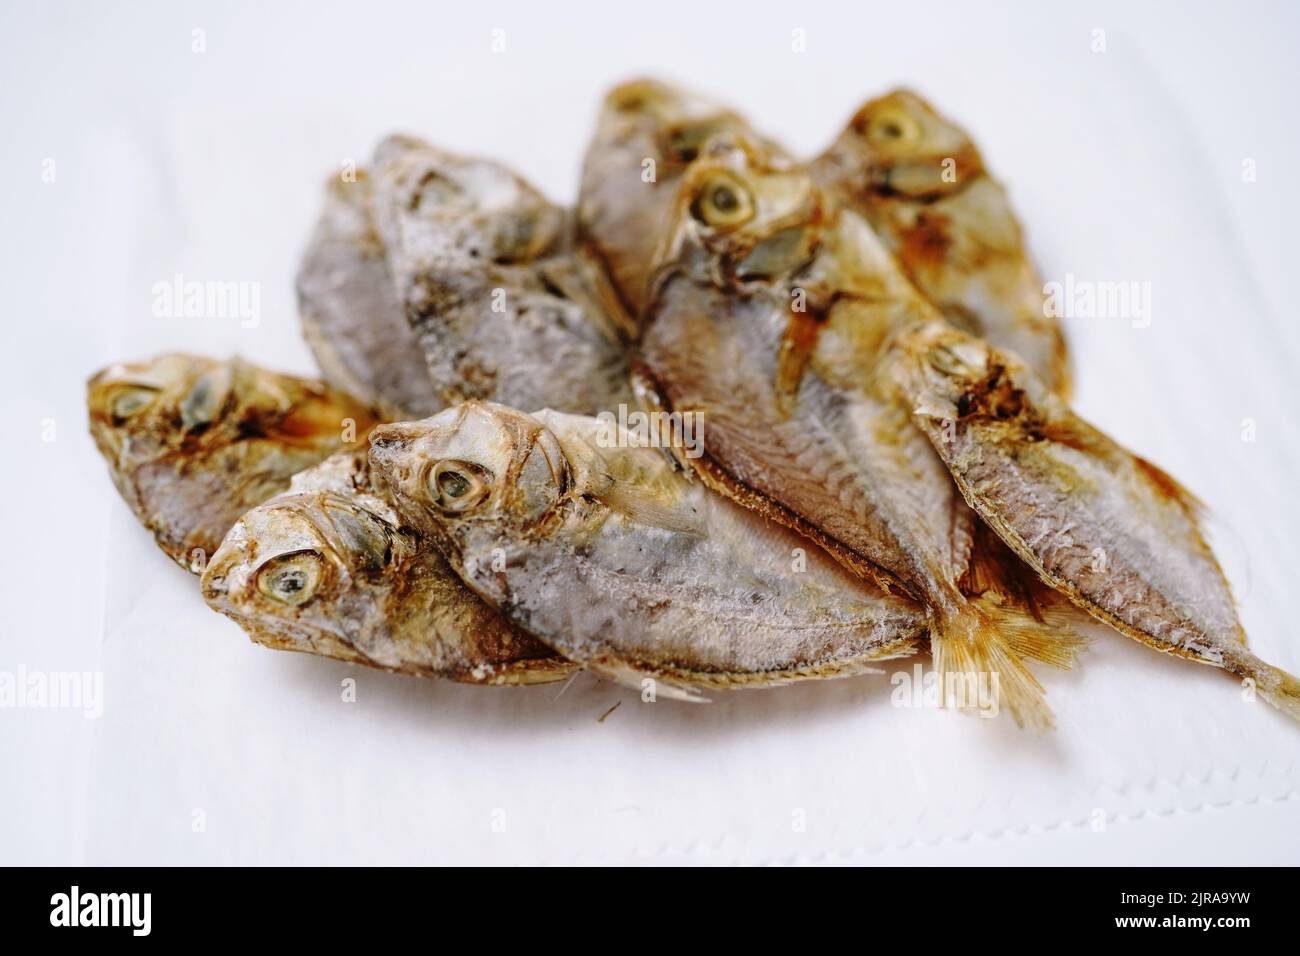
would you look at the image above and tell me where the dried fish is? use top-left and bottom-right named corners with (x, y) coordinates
top-left (202, 448), bottom-right (572, 684)
top-left (370, 135), bottom-right (632, 415)
top-left (297, 170), bottom-right (443, 419)
top-left (578, 78), bottom-right (776, 318)
top-left (639, 136), bottom-right (1078, 727)
top-left (887, 321), bottom-right (1300, 720)
top-left (812, 90), bottom-right (1070, 395)
top-left (87, 354), bottom-right (377, 571)
top-left (367, 402), bottom-right (926, 695)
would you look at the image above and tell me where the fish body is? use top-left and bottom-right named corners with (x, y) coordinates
top-left (367, 402), bottom-right (926, 695)
top-left (812, 89), bottom-right (1070, 395)
top-left (637, 137), bottom-right (1077, 726)
top-left (888, 321), bottom-right (1300, 720)
top-left (201, 448), bottom-right (571, 684)
top-left (87, 354), bottom-right (377, 570)
top-left (370, 135), bottom-right (632, 415)
top-left (296, 170), bottom-right (442, 419)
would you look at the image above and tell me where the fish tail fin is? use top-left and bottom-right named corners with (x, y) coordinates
top-left (960, 524), bottom-right (1088, 672)
top-left (1233, 652), bottom-right (1300, 723)
top-left (932, 597), bottom-right (1083, 733)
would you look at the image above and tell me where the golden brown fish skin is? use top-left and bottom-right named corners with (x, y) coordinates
top-left (87, 354), bottom-right (378, 571)
top-left (577, 78), bottom-right (780, 319)
top-left (369, 135), bottom-right (633, 416)
top-left (296, 169), bottom-right (443, 420)
top-left (887, 321), bottom-right (1300, 721)
top-left (367, 401), bottom-right (926, 696)
top-left (201, 449), bottom-right (571, 685)
top-left (639, 137), bottom-right (1079, 728)
top-left (812, 89), bottom-right (1071, 396)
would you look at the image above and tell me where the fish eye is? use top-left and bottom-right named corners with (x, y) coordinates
top-left (256, 550), bottom-right (326, 607)
top-left (691, 173), bottom-right (754, 230)
top-left (108, 385), bottom-right (160, 421)
top-left (866, 109), bottom-right (921, 146)
top-left (429, 460), bottom-right (492, 513)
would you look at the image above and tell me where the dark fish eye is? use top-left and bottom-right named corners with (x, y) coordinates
top-left (690, 173), bottom-right (754, 230)
top-left (256, 550), bottom-right (326, 607)
top-left (710, 185), bottom-right (739, 213)
top-left (867, 110), bottom-right (921, 146)
top-left (439, 469), bottom-right (471, 498)
top-left (428, 460), bottom-right (491, 513)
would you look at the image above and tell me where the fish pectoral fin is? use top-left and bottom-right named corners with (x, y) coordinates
top-left (597, 480), bottom-right (707, 537)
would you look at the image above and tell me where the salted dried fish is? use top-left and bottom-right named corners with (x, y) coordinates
top-left (201, 449), bottom-right (572, 684)
top-left (367, 402), bottom-right (926, 695)
top-left (638, 136), bottom-right (1078, 727)
top-left (888, 321), bottom-right (1300, 720)
top-left (369, 135), bottom-right (631, 415)
top-left (812, 90), bottom-right (1070, 395)
top-left (578, 78), bottom-right (776, 317)
top-left (297, 170), bottom-right (442, 419)
top-left (88, 354), bottom-right (377, 571)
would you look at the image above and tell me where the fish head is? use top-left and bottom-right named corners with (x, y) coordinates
top-left (88, 353), bottom-right (377, 565)
top-left (832, 89), bottom-right (983, 200)
top-left (599, 78), bottom-right (751, 166)
top-left (88, 354), bottom-right (373, 462)
top-left (201, 491), bottom-right (397, 655)
top-left (87, 353), bottom-right (224, 465)
top-left (891, 322), bottom-right (1035, 424)
top-left (374, 135), bottom-right (565, 265)
top-left (368, 402), bottom-right (571, 552)
top-left (581, 80), bottom-right (783, 315)
top-left (653, 136), bottom-right (823, 289)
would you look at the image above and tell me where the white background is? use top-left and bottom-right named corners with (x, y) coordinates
top-left (1, 0), bottom-right (1298, 865)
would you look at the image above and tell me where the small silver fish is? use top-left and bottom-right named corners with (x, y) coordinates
top-left (887, 321), bottom-right (1300, 721)
top-left (202, 448), bottom-right (572, 684)
top-left (88, 354), bottom-right (378, 571)
top-left (367, 401), bottom-right (926, 696)
top-left (297, 169), bottom-right (443, 419)
top-left (369, 135), bottom-right (632, 415)
top-left (812, 89), bottom-right (1070, 395)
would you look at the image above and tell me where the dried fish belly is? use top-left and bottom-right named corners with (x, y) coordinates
top-left (201, 449), bottom-right (573, 684)
top-left (297, 170), bottom-right (442, 420)
top-left (370, 135), bottom-right (632, 415)
top-left (813, 90), bottom-right (1070, 395)
top-left (887, 322), bottom-right (1300, 720)
top-left (367, 402), bottom-right (926, 695)
top-left (88, 354), bottom-right (378, 570)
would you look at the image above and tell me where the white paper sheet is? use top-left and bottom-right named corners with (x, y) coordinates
top-left (2, 0), bottom-right (1297, 865)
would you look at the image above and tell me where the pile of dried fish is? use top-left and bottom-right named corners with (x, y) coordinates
top-left (88, 79), bottom-right (1300, 729)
